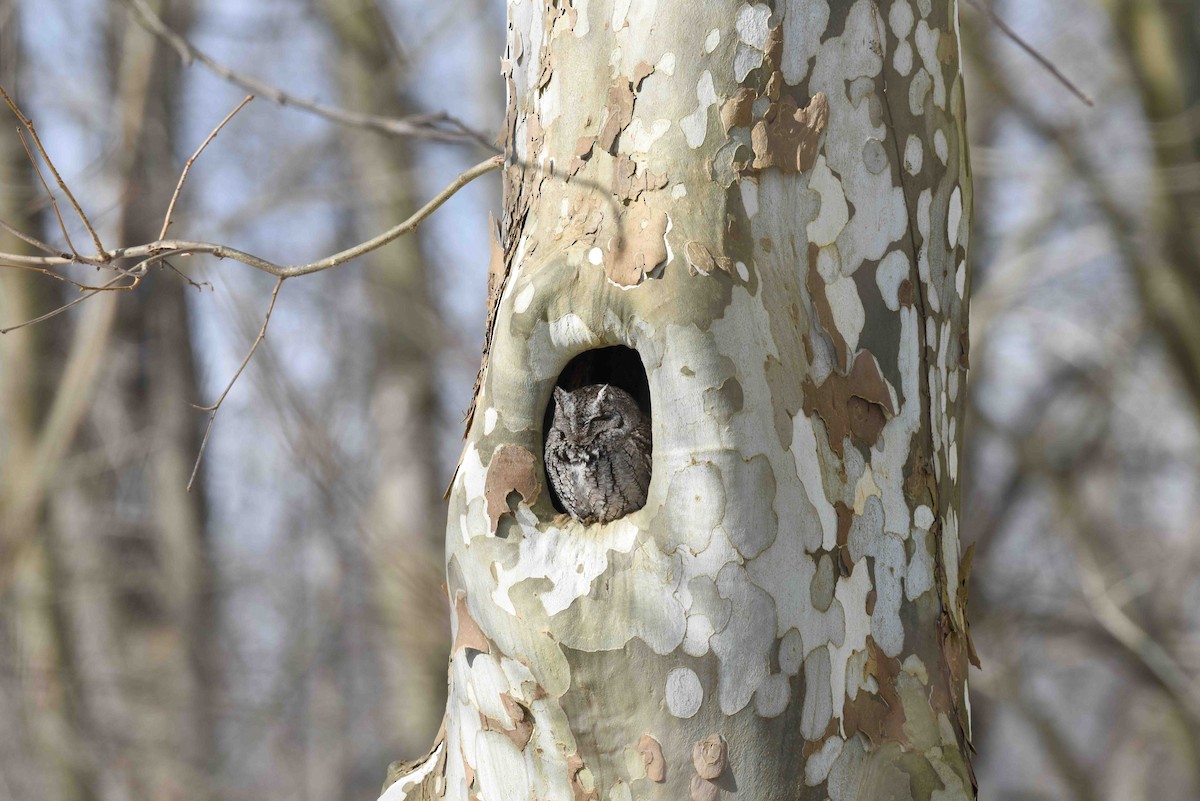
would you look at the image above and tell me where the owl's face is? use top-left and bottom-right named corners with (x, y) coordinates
top-left (548, 385), bottom-right (637, 454)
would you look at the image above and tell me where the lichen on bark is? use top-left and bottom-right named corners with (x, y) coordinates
top-left (385, 1), bottom-right (975, 799)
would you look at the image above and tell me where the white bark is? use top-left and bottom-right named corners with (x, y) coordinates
top-left (385, 1), bottom-right (974, 799)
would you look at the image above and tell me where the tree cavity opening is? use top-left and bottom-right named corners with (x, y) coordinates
top-left (543, 346), bottom-right (652, 519)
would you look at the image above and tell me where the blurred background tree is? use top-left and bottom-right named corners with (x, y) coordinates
top-left (0, 0), bottom-right (1197, 799)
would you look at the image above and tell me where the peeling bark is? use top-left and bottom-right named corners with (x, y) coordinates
top-left (386, 1), bottom-right (974, 799)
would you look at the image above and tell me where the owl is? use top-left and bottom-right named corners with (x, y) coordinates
top-left (545, 384), bottom-right (652, 524)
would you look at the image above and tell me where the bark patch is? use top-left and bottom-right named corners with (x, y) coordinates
top-left (636, 734), bottom-right (666, 782)
top-left (692, 734), bottom-right (727, 779)
top-left (807, 242), bottom-right (849, 371)
top-left (453, 591), bottom-right (491, 657)
top-left (685, 241), bottom-right (735, 277)
top-left (613, 153), bottom-right (667, 202)
top-left (484, 444), bottom-right (540, 531)
top-left (598, 79), bottom-right (635, 153)
top-left (748, 93), bottom-right (829, 174)
top-left (604, 200), bottom-right (668, 286)
top-left (568, 753), bottom-right (599, 801)
top-left (803, 351), bottom-right (897, 457)
top-left (478, 693), bottom-right (534, 750)
top-left (843, 638), bottom-right (910, 748)
top-left (721, 88), bottom-right (756, 133)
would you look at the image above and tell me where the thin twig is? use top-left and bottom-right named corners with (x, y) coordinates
top-left (0, 262), bottom-right (138, 292)
top-left (162, 259), bottom-right (212, 292)
top-left (120, 0), bottom-right (497, 150)
top-left (0, 218), bottom-right (61, 255)
top-left (188, 276), bottom-right (284, 492)
top-left (0, 84), bottom-right (108, 254)
top-left (962, 0), bottom-right (1095, 107)
top-left (17, 128), bottom-right (80, 258)
top-left (160, 94), bottom-right (254, 239)
top-left (0, 275), bottom-right (131, 334)
top-left (0, 155), bottom-right (503, 278)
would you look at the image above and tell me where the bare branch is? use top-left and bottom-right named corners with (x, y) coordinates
top-left (17, 128), bottom-right (80, 258)
top-left (0, 155), bottom-right (503, 279)
top-left (0, 262), bottom-right (137, 292)
top-left (162, 259), bottom-right (212, 292)
top-left (962, 0), bottom-right (1095, 108)
top-left (0, 217), bottom-right (61, 255)
top-left (160, 94), bottom-right (254, 239)
top-left (119, 0), bottom-right (497, 149)
top-left (188, 276), bottom-right (284, 492)
top-left (0, 274), bottom-right (131, 334)
top-left (0, 84), bottom-right (108, 255)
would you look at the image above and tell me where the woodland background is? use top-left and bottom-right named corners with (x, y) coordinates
top-left (0, 1), bottom-right (1197, 800)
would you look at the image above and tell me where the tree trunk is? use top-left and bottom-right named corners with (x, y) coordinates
top-left (37, 2), bottom-right (216, 799)
top-left (385, 1), bottom-right (974, 799)
top-left (0, 5), bottom-right (79, 799)
top-left (1110, 0), bottom-right (1200, 415)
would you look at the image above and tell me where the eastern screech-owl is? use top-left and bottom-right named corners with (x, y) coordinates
top-left (545, 384), bottom-right (652, 524)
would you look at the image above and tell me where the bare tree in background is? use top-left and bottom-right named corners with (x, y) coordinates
top-left (0, 4), bottom-right (74, 799)
top-left (318, 0), bottom-right (451, 758)
top-left (0, 1), bottom-right (216, 799)
top-left (960, 0), bottom-right (1200, 798)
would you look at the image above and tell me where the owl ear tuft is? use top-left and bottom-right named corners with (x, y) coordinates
top-left (553, 386), bottom-right (570, 407)
top-left (595, 385), bottom-right (610, 404)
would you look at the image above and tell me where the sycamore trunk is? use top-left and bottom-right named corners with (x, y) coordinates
top-left (385, 1), bottom-right (974, 799)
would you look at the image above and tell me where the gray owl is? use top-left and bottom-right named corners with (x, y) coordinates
top-left (545, 384), bottom-right (652, 524)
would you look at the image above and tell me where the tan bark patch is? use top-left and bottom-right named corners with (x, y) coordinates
top-left (569, 135), bottom-right (597, 175)
top-left (598, 80), bottom-right (635, 153)
top-left (527, 112), bottom-right (545, 159)
top-left (478, 693), bottom-right (534, 750)
top-left (604, 200), bottom-right (668, 286)
top-left (484, 444), bottom-right (540, 531)
top-left (802, 351), bottom-right (897, 457)
top-left (568, 753), bottom-right (599, 801)
top-left (843, 639), bottom-right (910, 748)
top-left (632, 60), bottom-right (655, 88)
top-left (692, 734), bottom-right (727, 779)
top-left (748, 93), bottom-right (829, 174)
top-left (720, 88), bottom-right (756, 133)
top-left (613, 154), bottom-right (667, 202)
top-left (452, 591), bottom-right (491, 656)
top-left (636, 735), bottom-right (666, 782)
top-left (685, 241), bottom-right (735, 277)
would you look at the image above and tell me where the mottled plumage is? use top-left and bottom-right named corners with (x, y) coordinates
top-left (545, 384), bottom-right (652, 524)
